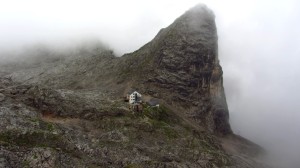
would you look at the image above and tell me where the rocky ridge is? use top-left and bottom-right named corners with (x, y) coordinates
top-left (0, 77), bottom-right (235, 167)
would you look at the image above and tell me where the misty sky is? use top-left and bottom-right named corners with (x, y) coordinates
top-left (1, 0), bottom-right (300, 165)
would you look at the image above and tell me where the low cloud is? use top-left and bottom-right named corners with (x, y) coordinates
top-left (1, 0), bottom-right (300, 166)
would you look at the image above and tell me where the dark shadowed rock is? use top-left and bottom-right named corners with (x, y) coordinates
top-left (0, 93), bottom-right (5, 102)
top-left (119, 4), bottom-right (232, 135)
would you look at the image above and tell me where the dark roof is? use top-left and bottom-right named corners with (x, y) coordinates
top-left (147, 99), bottom-right (159, 106)
top-left (126, 89), bottom-right (136, 94)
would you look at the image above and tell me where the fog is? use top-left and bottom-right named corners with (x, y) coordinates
top-left (1, 0), bottom-right (300, 166)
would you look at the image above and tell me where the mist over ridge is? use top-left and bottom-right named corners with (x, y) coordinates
top-left (0, 0), bottom-right (300, 167)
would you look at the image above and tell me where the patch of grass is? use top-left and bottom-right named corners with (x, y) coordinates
top-left (47, 123), bottom-right (55, 132)
top-left (97, 140), bottom-right (122, 148)
top-left (29, 118), bottom-right (56, 132)
top-left (143, 105), bottom-right (169, 122)
top-left (97, 117), bottom-right (132, 131)
top-left (0, 131), bottom-right (60, 147)
top-left (0, 130), bottom-right (83, 158)
top-left (163, 126), bottom-right (178, 139)
top-left (29, 118), bottom-right (39, 123)
top-left (22, 160), bottom-right (30, 168)
top-left (147, 119), bottom-right (178, 139)
top-left (148, 119), bottom-right (168, 128)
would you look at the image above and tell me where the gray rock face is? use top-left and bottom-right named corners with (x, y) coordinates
top-left (0, 93), bottom-right (5, 102)
top-left (120, 5), bottom-right (231, 135)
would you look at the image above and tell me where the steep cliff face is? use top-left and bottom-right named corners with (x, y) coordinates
top-left (120, 5), bottom-right (231, 135)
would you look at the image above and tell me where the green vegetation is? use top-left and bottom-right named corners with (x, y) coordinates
top-left (137, 105), bottom-right (178, 139)
top-left (0, 129), bottom-right (83, 159)
top-left (143, 105), bottom-right (169, 122)
top-left (162, 126), bottom-right (178, 139)
top-left (0, 130), bottom-right (61, 148)
top-left (22, 160), bottom-right (30, 168)
top-left (35, 120), bottom-right (57, 132)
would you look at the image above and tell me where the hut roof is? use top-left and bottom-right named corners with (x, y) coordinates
top-left (147, 99), bottom-right (159, 106)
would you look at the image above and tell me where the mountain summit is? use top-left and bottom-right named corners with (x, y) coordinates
top-left (118, 4), bottom-right (231, 135)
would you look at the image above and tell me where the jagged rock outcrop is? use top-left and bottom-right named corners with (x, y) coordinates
top-left (118, 5), bottom-right (231, 135)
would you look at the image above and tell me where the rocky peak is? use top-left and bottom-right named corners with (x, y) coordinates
top-left (123, 4), bottom-right (232, 135)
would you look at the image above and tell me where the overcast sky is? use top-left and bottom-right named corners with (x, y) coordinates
top-left (1, 0), bottom-right (300, 166)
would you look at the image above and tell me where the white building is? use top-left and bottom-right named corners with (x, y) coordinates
top-left (128, 91), bottom-right (142, 104)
